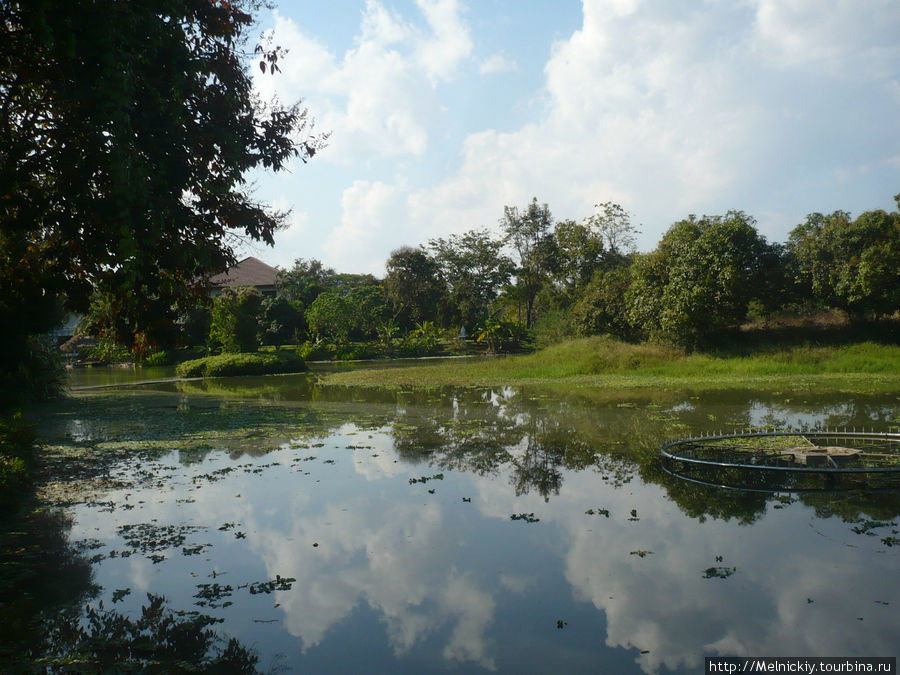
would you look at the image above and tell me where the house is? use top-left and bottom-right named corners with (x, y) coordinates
top-left (208, 256), bottom-right (279, 297)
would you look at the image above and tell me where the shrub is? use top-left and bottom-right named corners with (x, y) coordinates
top-left (175, 351), bottom-right (306, 378)
top-left (476, 318), bottom-right (528, 353)
top-left (89, 337), bottom-right (132, 363)
top-left (1, 336), bottom-right (66, 408)
top-left (0, 412), bottom-right (37, 508)
top-left (143, 348), bottom-right (206, 367)
top-left (298, 340), bottom-right (333, 361)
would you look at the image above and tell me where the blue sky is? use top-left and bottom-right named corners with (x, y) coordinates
top-left (244, 0), bottom-right (900, 274)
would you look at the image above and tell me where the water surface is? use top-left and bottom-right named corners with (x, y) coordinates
top-left (6, 369), bottom-right (899, 672)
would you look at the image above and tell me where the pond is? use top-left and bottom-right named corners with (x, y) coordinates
top-left (3, 367), bottom-right (899, 672)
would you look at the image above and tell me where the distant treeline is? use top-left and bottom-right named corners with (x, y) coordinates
top-left (82, 193), bottom-right (900, 355)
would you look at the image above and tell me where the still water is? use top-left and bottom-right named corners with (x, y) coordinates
top-left (5, 367), bottom-right (900, 672)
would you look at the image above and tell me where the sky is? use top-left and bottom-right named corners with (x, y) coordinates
top-left (243, 0), bottom-right (900, 275)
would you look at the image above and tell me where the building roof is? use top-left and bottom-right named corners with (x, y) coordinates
top-left (209, 256), bottom-right (278, 289)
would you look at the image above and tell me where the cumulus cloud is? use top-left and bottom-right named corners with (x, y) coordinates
top-left (254, 0), bottom-right (472, 165)
top-left (398, 0), bottom-right (900, 253)
top-left (479, 53), bottom-right (517, 75)
top-left (324, 180), bottom-right (407, 274)
top-left (751, 0), bottom-right (900, 74)
top-left (256, 0), bottom-right (900, 271)
top-left (415, 0), bottom-right (473, 82)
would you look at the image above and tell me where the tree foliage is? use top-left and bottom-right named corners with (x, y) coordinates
top-left (586, 201), bottom-right (640, 258)
top-left (501, 197), bottom-right (555, 328)
top-left (260, 295), bottom-right (303, 346)
top-left (552, 218), bottom-right (607, 301)
top-left (209, 288), bottom-right (262, 353)
top-left (429, 230), bottom-right (514, 332)
top-left (384, 247), bottom-right (445, 329)
top-left (786, 201), bottom-right (900, 318)
top-left (627, 211), bottom-right (772, 348)
top-left (346, 284), bottom-right (388, 340)
top-left (305, 292), bottom-right (352, 342)
top-left (571, 265), bottom-right (635, 340)
top-left (0, 0), bottom-right (323, 380)
top-left (276, 259), bottom-right (336, 309)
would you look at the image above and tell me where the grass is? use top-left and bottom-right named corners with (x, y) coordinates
top-left (317, 336), bottom-right (900, 392)
top-left (175, 351), bottom-right (306, 378)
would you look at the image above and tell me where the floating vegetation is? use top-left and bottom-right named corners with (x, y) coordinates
top-left (585, 508), bottom-right (610, 517)
top-left (248, 575), bottom-right (295, 595)
top-left (703, 566), bottom-right (737, 579)
top-left (116, 523), bottom-right (208, 560)
top-left (630, 550), bottom-right (653, 558)
top-left (510, 513), bottom-right (540, 523)
top-left (409, 473), bottom-right (444, 485)
top-left (111, 588), bottom-right (131, 603)
top-left (847, 519), bottom-right (896, 535)
top-left (194, 583), bottom-right (234, 608)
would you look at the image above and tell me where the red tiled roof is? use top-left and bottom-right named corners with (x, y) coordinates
top-left (209, 257), bottom-right (278, 288)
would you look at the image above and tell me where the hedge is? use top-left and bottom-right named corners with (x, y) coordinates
top-left (175, 351), bottom-right (306, 378)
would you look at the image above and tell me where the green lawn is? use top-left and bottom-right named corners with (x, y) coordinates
top-left (316, 336), bottom-right (900, 393)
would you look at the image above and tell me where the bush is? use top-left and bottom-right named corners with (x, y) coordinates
top-left (0, 412), bottom-right (37, 509)
top-left (1, 336), bottom-right (66, 408)
top-left (298, 340), bottom-right (333, 361)
top-left (175, 351), bottom-right (306, 378)
top-left (89, 337), bottom-right (132, 363)
top-left (143, 347), bottom-right (206, 367)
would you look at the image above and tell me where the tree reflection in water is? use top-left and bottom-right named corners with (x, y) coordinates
top-left (1, 506), bottom-right (260, 671)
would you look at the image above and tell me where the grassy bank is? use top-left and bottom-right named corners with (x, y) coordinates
top-left (318, 336), bottom-right (900, 392)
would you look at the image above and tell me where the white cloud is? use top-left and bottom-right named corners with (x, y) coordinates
top-left (254, 1), bottom-right (473, 165)
top-left (751, 0), bottom-right (900, 74)
top-left (415, 0), bottom-right (473, 82)
top-left (398, 0), bottom-right (900, 254)
top-left (479, 53), bottom-right (517, 75)
top-left (324, 180), bottom-right (407, 274)
top-left (257, 0), bottom-right (900, 272)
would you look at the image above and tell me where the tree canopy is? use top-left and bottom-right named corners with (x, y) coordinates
top-left (627, 211), bottom-right (772, 348)
top-left (1, 0), bottom-right (323, 361)
top-left (787, 200), bottom-right (900, 318)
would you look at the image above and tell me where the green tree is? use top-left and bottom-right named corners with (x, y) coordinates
top-left (786, 201), bottom-right (900, 318)
top-left (305, 292), bottom-right (352, 342)
top-left (209, 288), bottom-right (262, 353)
top-left (0, 0), bottom-right (323, 397)
top-left (552, 218), bottom-right (607, 301)
top-left (259, 295), bottom-right (303, 346)
top-left (586, 201), bottom-right (640, 258)
top-left (384, 247), bottom-right (445, 329)
top-left (500, 198), bottom-right (556, 328)
top-left (429, 230), bottom-right (514, 333)
top-left (571, 264), bottom-right (635, 340)
top-left (627, 211), bottom-right (772, 349)
top-left (276, 259), bottom-right (336, 309)
top-left (347, 284), bottom-right (388, 340)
